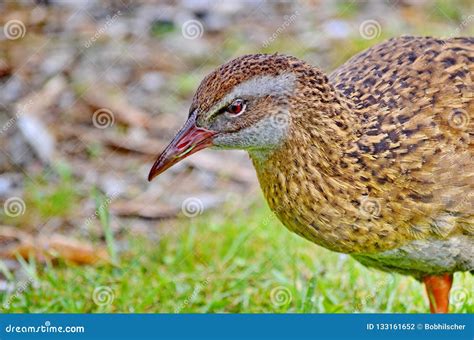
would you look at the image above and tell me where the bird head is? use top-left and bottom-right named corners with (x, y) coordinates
top-left (148, 54), bottom-right (324, 181)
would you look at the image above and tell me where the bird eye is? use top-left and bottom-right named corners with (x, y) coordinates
top-left (226, 99), bottom-right (246, 116)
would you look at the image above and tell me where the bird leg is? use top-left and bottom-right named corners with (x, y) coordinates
top-left (423, 274), bottom-right (453, 313)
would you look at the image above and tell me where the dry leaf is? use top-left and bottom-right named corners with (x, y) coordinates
top-left (0, 226), bottom-right (109, 265)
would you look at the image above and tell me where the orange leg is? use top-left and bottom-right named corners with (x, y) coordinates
top-left (422, 274), bottom-right (453, 313)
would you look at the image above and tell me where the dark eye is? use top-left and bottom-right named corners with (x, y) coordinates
top-left (226, 99), bottom-right (246, 116)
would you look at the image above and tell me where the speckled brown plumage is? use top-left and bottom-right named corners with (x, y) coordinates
top-left (150, 37), bottom-right (473, 285)
top-left (251, 37), bottom-right (473, 278)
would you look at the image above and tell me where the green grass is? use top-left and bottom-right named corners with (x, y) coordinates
top-left (1, 198), bottom-right (472, 313)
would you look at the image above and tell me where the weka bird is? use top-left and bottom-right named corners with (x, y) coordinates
top-left (149, 36), bottom-right (473, 313)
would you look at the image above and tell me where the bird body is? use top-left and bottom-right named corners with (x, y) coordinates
top-left (149, 36), bottom-right (473, 312)
top-left (253, 37), bottom-right (473, 278)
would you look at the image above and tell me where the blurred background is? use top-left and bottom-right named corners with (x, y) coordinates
top-left (0, 0), bottom-right (473, 313)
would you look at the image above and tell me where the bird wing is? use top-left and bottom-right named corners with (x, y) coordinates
top-left (330, 36), bottom-right (473, 238)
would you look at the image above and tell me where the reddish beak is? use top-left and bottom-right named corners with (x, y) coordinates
top-left (148, 111), bottom-right (216, 181)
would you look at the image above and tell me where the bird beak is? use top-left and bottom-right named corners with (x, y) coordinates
top-left (148, 111), bottom-right (216, 181)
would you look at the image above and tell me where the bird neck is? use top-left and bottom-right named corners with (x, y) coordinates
top-left (251, 75), bottom-right (362, 178)
top-left (249, 77), bottom-right (371, 252)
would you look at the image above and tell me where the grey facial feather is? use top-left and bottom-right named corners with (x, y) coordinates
top-left (226, 72), bottom-right (296, 99)
top-left (209, 73), bottom-right (296, 160)
top-left (213, 114), bottom-right (290, 161)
